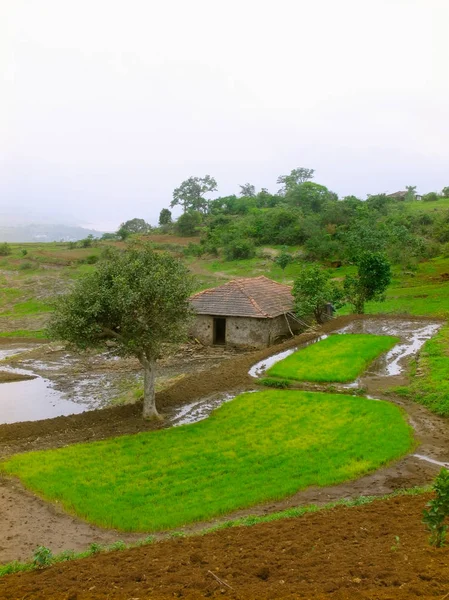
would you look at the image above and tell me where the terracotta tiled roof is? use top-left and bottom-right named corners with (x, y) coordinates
top-left (387, 191), bottom-right (407, 198)
top-left (190, 276), bottom-right (294, 318)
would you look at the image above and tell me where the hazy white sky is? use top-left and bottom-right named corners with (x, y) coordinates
top-left (1, 0), bottom-right (449, 230)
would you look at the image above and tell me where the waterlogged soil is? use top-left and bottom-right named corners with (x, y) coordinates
top-left (1, 493), bottom-right (449, 600)
top-left (0, 315), bottom-right (448, 578)
top-left (0, 341), bottom-right (246, 423)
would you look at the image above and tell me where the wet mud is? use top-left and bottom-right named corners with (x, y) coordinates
top-left (0, 314), bottom-right (448, 570)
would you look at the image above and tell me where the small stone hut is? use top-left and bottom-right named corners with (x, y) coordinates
top-left (189, 276), bottom-right (301, 348)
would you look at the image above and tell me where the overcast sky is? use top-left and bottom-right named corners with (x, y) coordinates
top-left (2, 0), bottom-right (449, 231)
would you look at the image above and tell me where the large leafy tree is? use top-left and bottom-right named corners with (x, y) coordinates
top-left (48, 245), bottom-right (194, 419)
top-left (293, 264), bottom-right (343, 324)
top-left (117, 218), bottom-right (151, 237)
top-left (171, 175), bottom-right (217, 213)
top-left (344, 252), bottom-right (391, 314)
top-left (277, 167), bottom-right (315, 194)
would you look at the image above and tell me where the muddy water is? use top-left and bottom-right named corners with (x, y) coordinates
top-left (0, 370), bottom-right (85, 424)
top-left (0, 343), bottom-right (94, 425)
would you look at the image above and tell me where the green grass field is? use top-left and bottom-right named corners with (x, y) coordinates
top-left (267, 334), bottom-right (398, 383)
top-left (393, 324), bottom-right (449, 417)
top-left (1, 390), bottom-right (412, 532)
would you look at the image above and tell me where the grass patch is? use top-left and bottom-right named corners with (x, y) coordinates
top-left (267, 334), bottom-right (398, 383)
top-left (393, 324), bottom-right (449, 417)
top-left (2, 390), bottom-right (413, 532)
top-left (0, 329), bottom-right (48, 339)
top-left (1, 299), bottom-right (52, 317)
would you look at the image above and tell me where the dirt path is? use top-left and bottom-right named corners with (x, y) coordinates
top-left (0, 314), bottom-right (448, 565)
top-left (1, 493), bottom-right (448, 600)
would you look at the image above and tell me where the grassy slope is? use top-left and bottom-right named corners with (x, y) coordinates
top-left (393, 324), bottom-right (449, 417)
top-left (2, 390), bottom-right (412, 532)
top-left (267, 334), bottom-right (399, 383)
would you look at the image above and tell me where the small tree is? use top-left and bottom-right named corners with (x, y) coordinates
top-left (423, 468), bottom-right (449, 547)
top-left (442, 187), bottom-right (449, 198)
top-left (176, 211), bottom-right (202, 236)
top-left (404, 185), bottom-right (417, 201)
top-left (275, 249), bottom-right (293, 271)
top-left (239, 183), bottom-right (256, 197)
top-left (0, 242), bottom-right (11, 256)
top-left (293, 264), bottom-right (343, 324)
top-left (158, 208), bottom-right (172, 226)
top-left (48, 245), bottom-right (194, 419)
top-left (344, 252), bottom-right (391, 314)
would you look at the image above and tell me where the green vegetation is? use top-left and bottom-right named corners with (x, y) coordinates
top-left (1, 299), bottom-right (52, 317)
top-left (0, 329), bottom-right (47, 339)
top-left (267, 334), bottom-right (398, 383)
top-left (394, 324), bottom-right (449, 417)
top-left (2, 390), bottom-right (412, 532)
top-left (48, 245), bottom-right (194, 418)
top-left (423, 468), bottom-right (449, 547)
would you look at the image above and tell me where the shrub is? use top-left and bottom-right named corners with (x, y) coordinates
top-left (183, 243), bottom-right (205, 258)
top-left (423, 468), bottom-right (449, 547)
top-left (260, 378), bottom-right (291, 389)
top-left (33, 546), bottom-right (53, 568)
top-left (21, 249), bottom-right (28, 256)
top-left (85, 254), bottom-right (99, 264)
top-left (19, 261), bottom-right (34, 270)
top-left (0, 242), bottom-right (11, 256)
top-left (224, 239), bottom-right (256, 260)
top-left (422, 192), bottom-right (440, 202)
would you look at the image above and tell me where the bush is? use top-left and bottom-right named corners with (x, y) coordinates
top-left (0, 242), bottom-right (11, 256)
top-left (33, 546), bottom-right (53, 568)
top-left (260, 378), bottom-right (291, 389)
top-left (19, 261), bottom-right (34, 270)
top-left (423, 468), bottom-right (449, 547)
top-left (224, 239), bottom-right (256, 261)
top-left (422, 192), bottom-right (440, 202)
top-left (85, 254), bottom-right (99, 264)
top-left (21, 249), bottom-right (28, 256)
top-left (183, 243), bottom-right (206, 258)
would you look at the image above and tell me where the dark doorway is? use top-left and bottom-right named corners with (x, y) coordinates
top-left (213, 318), bottom-right (226, 345)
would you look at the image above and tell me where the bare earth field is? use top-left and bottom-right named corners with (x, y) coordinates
top-left (1, 493), bottom-right (448, 600)
top-left (0, 315), bottom-right (448, 598)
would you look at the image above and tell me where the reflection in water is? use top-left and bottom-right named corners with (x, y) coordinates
top-left (0, 370), bottom-right (85, 425)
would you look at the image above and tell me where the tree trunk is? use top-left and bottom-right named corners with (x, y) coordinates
top-left (141, 357), bottom-right (159, 420)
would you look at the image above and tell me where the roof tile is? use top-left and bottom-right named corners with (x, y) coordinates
top-left (190, 276), bottom-right (294, 318)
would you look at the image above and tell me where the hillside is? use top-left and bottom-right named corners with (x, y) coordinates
top-left (0, 223), bottom-right (103, 243)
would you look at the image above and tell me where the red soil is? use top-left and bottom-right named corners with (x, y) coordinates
top-left (1, 493), bottom-right (448, 600)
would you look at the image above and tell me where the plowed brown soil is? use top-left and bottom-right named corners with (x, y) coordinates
top-left (1, 493), bottom-right (448, 600)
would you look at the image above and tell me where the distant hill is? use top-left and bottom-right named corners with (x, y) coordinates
top-left (0, 224), bottom-right (104, 243)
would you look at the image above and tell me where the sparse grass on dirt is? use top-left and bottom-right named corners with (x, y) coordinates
top-left (2, 390), bottom-right (413, 532)
top-left (394, 324), bottom-right (449, 417)
top-left (267, 334), bottom-right (398, 383)
top-left (0, 486), bottom-right (427, 579)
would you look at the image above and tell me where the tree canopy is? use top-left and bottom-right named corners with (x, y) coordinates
top-left (171, 175), bottom-right (218, 213)
top-left (117, 218), bottom-right (151, 240)
top-left (48, 245), bottom-right (194, 418)
top-left (344, 252), bottom-right (391, 314)
top-left (277, 167), bottom-right (315, 194)
top-left (293, 264), bottom-right (343, 324)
